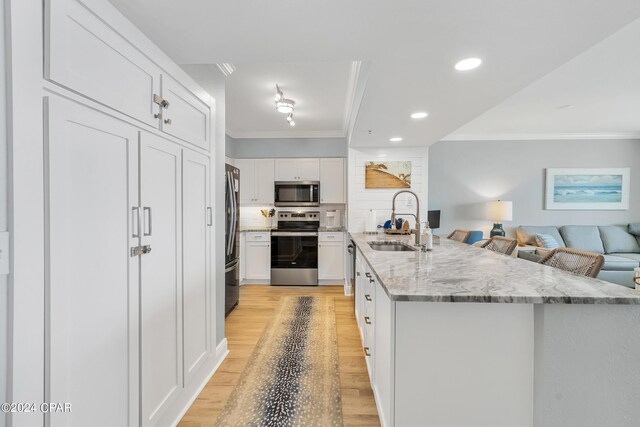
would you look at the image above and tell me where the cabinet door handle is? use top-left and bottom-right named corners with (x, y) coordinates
top-left (356, 272), bottom-right (361, 277)
top-left (365, 294), bottom-right (372, 301)
top-left (207, 207), bottom-right (213, 226)
top-left (365, 272), bottom-right (371, 278)
top-left (164, 118), bottom-right (172, 125)
top-left (364, 316), bottom-right (371, 325)
top-left (143, 207), bottom-right (152, 236)
top-left (364, 347), bottom-right (371, 357)
top-left (132, 207), bottom-right (141, 238)
top-left (369, 278), bottom-right (375, 283)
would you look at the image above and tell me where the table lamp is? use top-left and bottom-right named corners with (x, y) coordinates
top-left (488, 200), bottom-right (512, 237)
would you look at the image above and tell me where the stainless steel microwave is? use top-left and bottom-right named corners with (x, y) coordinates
top-left (274, 181), bottom-right (320, 207)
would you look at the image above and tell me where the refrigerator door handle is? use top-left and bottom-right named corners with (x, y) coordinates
top-left (225, 172), bottom-right (235, 256)
top-left (225, 259), bottom-right (239, 273)
top-left (229, 171), bottom-right (238, 252)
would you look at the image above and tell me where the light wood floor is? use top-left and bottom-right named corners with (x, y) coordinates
top-left (179, 285), bottom-right (380, 426)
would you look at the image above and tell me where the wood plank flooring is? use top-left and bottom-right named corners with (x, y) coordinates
top-left (179, 285), bottom-right (380, 426)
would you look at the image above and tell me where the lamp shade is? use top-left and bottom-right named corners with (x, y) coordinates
top-left (488, 200), bottom-right (513, 222)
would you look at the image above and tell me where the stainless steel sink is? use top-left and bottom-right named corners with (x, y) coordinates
top-left (367, 241), bottom-right (418, 252)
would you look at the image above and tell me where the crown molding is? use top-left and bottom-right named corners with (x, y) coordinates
top-left (226, 129), bottom-right (347, 139)
top-left (342, 61), bottom-right (362, 135)
top-left (216, 63), bottom-right (236, 77)
top-left (441, 132), bottom-right (640, 142)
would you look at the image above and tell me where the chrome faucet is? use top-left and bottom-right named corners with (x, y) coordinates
top-left (390, 190), bottom-right (422, 246)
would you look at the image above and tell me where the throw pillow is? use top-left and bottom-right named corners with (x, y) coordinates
top-left (535, 233), bottom-right (560, 249)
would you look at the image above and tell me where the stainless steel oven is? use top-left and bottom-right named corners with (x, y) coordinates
top-left (274, 181), bottom-right (320, 207)
top-left (271, 211), bottom-right (320, 286)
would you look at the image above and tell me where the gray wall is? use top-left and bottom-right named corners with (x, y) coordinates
top-left (225, 134), bottom-right (236, 158)
top-left (228, 135), bottom-right (347, 159)
top-left (428, 139), bottom-right (640, 237)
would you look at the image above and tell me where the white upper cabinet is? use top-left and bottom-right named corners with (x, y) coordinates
top-left (320, 158), bottom-right (345, 204)
top-left (46, 0), bottom-right (161, 127)
top-left (160, 75), bottom-right (211, 151)
top-left (235, 159), bottom-right (255, 205)
top-left (46, 0), bottom-right (212, 151)
top-left (255, 160), bottom-right (276, 203)
top-left (235, 159), bottom-right (274, 205)
top-left (275, 158), bottom-right (320, 181)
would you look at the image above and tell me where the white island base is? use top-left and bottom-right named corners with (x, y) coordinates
top-left (355, 251), bottom-right (640, 427)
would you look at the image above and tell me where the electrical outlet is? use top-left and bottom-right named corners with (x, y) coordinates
top-left (0, 232), bottom-right (8, 275)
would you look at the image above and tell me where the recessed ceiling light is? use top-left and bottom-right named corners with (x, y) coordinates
top-left (411, 112), bottom-right (428, 119)
top-left (389, 137), bottom-right (403, 142)
top-left (455, 57), bottom-right (482, 71)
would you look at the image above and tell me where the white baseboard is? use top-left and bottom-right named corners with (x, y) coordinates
top-left (166, 338), bottom-right (229, 427)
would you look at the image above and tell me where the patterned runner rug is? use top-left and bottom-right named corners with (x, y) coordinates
top-left (215, 296), bottom-right (343, 426)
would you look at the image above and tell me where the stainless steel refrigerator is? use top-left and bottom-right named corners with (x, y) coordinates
top-left (225, 164), bottom-right (240, 315)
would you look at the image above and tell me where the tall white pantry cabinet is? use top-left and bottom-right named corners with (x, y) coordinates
top-left (39, 0), bottom-right (222, 425)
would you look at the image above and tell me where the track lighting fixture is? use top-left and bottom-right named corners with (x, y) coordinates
top-left (274, 84), bottom-right (297, 125)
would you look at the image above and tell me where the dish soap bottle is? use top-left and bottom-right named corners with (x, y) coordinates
top-left (423, 221), bottom-right (433, 251)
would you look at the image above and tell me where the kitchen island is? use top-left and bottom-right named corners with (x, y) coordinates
top-left (350, 232), bottom-right (640, 427)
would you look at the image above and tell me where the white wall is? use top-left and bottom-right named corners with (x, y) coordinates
top-left (348, 147), bottom-right (429, 232)
top-left (229, 135), bottom-right (348, 158)
top-left (428, 139), bottom-right (640, 237)
top-left (181, 65), bottom-right (227, 348)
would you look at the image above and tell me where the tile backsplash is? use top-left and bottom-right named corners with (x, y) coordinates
top-left (239, 204), bottom-right (347, 228)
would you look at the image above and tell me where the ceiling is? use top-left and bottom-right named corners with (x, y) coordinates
top-left (224, 61), bottom-right (358, 138)
top-left (108, 0), bottom-right (640, 147)
top-left (444, 17), bottom-right (640, 141)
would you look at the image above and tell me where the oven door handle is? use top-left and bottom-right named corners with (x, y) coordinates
top-left (271, 232), bottom-right (318, 237)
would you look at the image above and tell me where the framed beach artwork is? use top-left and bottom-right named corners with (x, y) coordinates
top-left (365, 161), bottom-right (411, 189)
top-left (545, 168), bottom-right (630, 210)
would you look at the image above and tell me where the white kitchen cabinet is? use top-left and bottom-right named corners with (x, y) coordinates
top-left (46, 0), bottom-right (211, 151)
top-left (320, 158), bottom-right (345, 203)
top-left (160, 74), bottom-right (211, 151)
top-left (318, 232), bottom-right (345, 281)
top-left (235, 159), bottom-right (275, 205)
top-left (235, 159), bottom-right (255, 205)
top-left (139, 132), bottom-right (183, 426)
top-left (181, 150), bottom-right (211, 385)
top-left (46, 0), bottom-right (162, 128)
top-left (40, 1), bottom-right (220, 426)
top-left (47, 98), bottom-right (140, 427)
top-left (244, 233), bottom-right (271, 281)
top-left (275, 158), bottom-right (319, 181)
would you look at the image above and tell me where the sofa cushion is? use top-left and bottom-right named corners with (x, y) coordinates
top-left (535, 233), bottom-right (561, 249)
top-left (559, 225), bottom-right (605, 254)
top-left (517, 226), bottom-right (565, 247)
top-left (602, 254), bottom-right (639, 271)
top-left (629, 223), bottom-right (640, 236)
top-left (612, 253), bottom-right (640, 264)
top-left (599, 225), bottom-right (640, 254)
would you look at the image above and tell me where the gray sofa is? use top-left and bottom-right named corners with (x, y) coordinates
top-left (517, 224), bottom-right (640, 288)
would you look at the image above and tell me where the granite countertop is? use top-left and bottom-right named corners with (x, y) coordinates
top-left (239, 227), bottom-right (274, 232)
top-left (239, 226), bottom-right (347, 232)
top-left (350, 232), bottom-right (640, 305)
